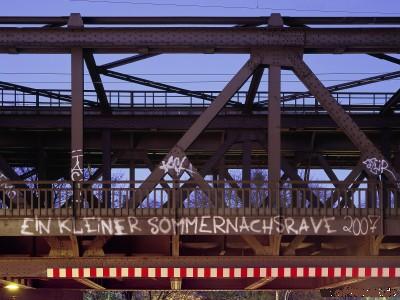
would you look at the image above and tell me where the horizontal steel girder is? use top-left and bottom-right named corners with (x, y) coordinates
top-left (0, 113), bottom-right (396, 130)
top-left (1, 256), bottom-right (400, 278)
top-left (1, 16), bottom-right (400, 25)
top-left (1, 28), bottom-right (400, 53)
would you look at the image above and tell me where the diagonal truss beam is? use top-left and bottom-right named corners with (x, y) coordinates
top-left (317, 154), bottom-right (339, 183)
top-left (257, 70), bottom-right (400, 104)
top-left (380, 88), bottom-right (400, 115)
top-left (245, 277), bottom-right (275, 290)
top-left (319, 278), bottom-right (367, 290)
top-left (369, 53), bottom-right (400, 65)
top-left (172, 134), bottom-right (239, 208)
top-left (290, 55), bottom-right (400, 185)
top-left (83, 51), bottom-right (111, 113)
top-left (100, 69), bottom-right (219, 103)
top-left (20, 168), bottom-right (37, 180)
top-left (98, 54), bottom-right (160, 70)
top-left (130, 58), bottom-right (258, 206)
top-left (0, 81), bottom-right (97, 107)
top-left (0, 154), bottom-right (22, 181)
top-left (255, 134), bottom-right (322, 207)
top-left (75, 278), bottom-right (105, 290)
top-left (281, 157), bottom-right (322, 207)
top-left (244, 66), bottom-right (264, 113)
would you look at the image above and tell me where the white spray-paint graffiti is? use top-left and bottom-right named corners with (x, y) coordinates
top-left (19, 215), bottom-right (381, 236)
top-left (363, 158), bottom-right (396, 179)
top-left (342, 215), bottom-right (381, 236)
top-left (159, 155), bottom-right (195, 175)
top-left (71, 149), bottom-right (84, 181)
top-left (0, 172), bottom-right (16, 200)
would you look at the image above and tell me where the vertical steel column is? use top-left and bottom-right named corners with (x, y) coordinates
top-left (129, 160), bottom-right (135, 209)
top-left (129, 160), bottom-right (135, 182)
top-left (242, 138), bottom-right (252, 207)
top-left (71, 47), bottom-right (84, 208)
top-left (268, 65), bottom-right (281, 206)
top-left (102, 129), bottom-right (111, 208)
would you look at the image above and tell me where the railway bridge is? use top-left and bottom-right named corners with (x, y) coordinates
top-left (0, 13), bottom-right (399, 299)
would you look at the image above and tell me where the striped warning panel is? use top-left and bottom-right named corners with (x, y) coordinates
top-left (47, 267), bottom-right (400, 279)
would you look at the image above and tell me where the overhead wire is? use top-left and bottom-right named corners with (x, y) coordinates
top-left (3, 79), bottom-right (400, 84)
top-left (0, 72), bottom-right (392, 76)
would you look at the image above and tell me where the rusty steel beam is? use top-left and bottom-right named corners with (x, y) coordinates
top-left (200, 132), bottom-right (239, 176)
top-left (0, 155), bottom-right (23, 181)
top-left (2, 16), bottom-right (400, 26)
top-left (1, 27), bottom-right (400, 53)
top-left (317, 154), bottom-right (339, 183)
top-left (380, 88), bottom-right (400, 115)
top-left (245, 277), bottom-right (275, 290)
top-left (242, 139), bottom-right (252, 207)
top-left (75, 278), bottom-right (105, 290)
top-left (0, 113), bottom-right (397, 130)
top-left (131, 58), bottom-right (257, 206)
top-left (1, 256), bottom-right (400, 278)
top-left (319, 278), bottom-right (367, 289)
top-left (369, 53), bottom-right (400, 65)
top-left (268, 64), bottom-right (281, 185)
top-left (290, 55), bottom-right (400, 185)
top-left (0, 81), bottom-right (96, 107)
top-left (257, 71), bottom-right (400, 105)
top-left (244, 67), bottom-right (264, 113)
top-left (83, 51), bottom-right (111, 113)
top-left (71, 46), bottom-right (84, 190)
top-left (100, 69), bottom-right (218, 103)
top-left (174, 132), bottom-right (240, 207)
top-left (99, 54), bottom-right (160, 70)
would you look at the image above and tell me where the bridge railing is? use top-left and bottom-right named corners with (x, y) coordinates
top-left (0, 180), bottom-right (398, 217)
top-left (0, 88), bottom-right (396, 114)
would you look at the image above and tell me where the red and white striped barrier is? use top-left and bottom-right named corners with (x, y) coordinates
top-left (47, 267), bottom-right (400, 279)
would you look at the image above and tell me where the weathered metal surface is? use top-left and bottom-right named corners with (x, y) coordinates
top-left (131, 58), bottom-right (257, 206)
top-left (1, 256), bottom-right (400, 278)
top-left (1, 16), bottom-right (400, 25)
top-left (290, 55), bottom-right (400, 186)
top-left (83, 51), bottom-right (111, 113)
top-left (1, 28), bottom-right (400, 53)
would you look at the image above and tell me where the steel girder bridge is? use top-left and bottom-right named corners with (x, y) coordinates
top-left (0, 13), bottom-right (399, 299)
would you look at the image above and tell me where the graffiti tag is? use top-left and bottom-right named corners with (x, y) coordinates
top-left (71, 149), bottom-right (83, 181)
top-left (363, 157), bottom-right (396, 180)
top-left (0, 172), bottom-right (16, 200)
top-left (159, 156), bottom-right (194, 176)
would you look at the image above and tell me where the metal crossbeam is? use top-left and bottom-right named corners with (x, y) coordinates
top-left (75, 278), bottom-right (105, 290)
top-left (257, 71), bottom-right (400, 105)
top-left (244, 67), bottom-right (264, 113)
top-left (130, 58), bottom-right (257, 206)
top-left (380, 88), bottom-right (400, 115)
top-left (99, 54), bottom-right (159, 70)
top-left (0, 81), bottom-right (96, 107)
top-left (100, 69), bottom-right (219, 103)
top-left (1, 27), bottom-right (400, 54)
top-left (2, 16), bottom-right (400, 26)
top-left (369, 53), bottom-right (400, 65)
top-left (83, 51), bottom-right (111, 113)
